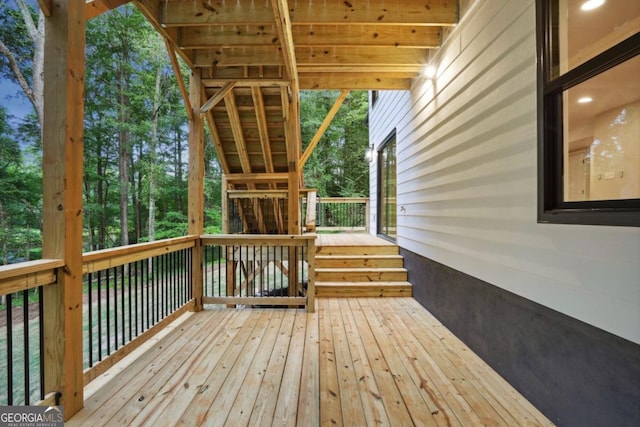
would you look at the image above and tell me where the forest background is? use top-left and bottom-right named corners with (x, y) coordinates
top-left (0, 0), bottom-right (370, 265)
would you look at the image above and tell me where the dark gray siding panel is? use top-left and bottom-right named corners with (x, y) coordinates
top-left (402, 248), bottom-right (640, 427)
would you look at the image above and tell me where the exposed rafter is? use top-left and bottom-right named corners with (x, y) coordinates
top-left (164, 38), bottom-right (193, 121)
top-left (200, 82), bottom-right (236, 114)
top-left (85, 0), bottom-right (131, 20)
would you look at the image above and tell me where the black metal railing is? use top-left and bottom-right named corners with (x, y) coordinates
top-left (302, 197), bottom-right (369, 231)
top-left (201, 235), bottom-right (316, 310)
top-left (1, 287), bottom-right (45, 405)
top-left (84, 247), bottom-right (193, 369)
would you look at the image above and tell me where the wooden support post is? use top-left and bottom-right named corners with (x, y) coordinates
top-left (188, 70), bottom-right (204, 312)
top-left (306, 237), bottom-right (316, 313)
top-left (41, 0), bottom-right (86, 418)
top-left (305, 190), bottom-right (317, 232)
top-left (365, 198), bottom-right (371, 233)
top-left (221, 174), bottom-right (229, 234)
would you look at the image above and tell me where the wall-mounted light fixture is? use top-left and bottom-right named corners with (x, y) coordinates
top-left (365, 144), bottom-right (375, 162)
top-left (423, 65), bottom-right (437, 79)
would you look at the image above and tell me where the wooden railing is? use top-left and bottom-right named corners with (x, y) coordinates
top-left (0, 259), bottom-right (64, 406)
top-left (81, 236), bottom-right (197, 384)
top-left (0, 233), bottom-right (316, 407)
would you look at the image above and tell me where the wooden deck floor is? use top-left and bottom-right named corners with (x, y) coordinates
top-left (68, 298), bottom-right (553, 426)
top-left (315, 233), bottom-right (396, 248)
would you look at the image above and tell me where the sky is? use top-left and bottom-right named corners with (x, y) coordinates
top-left (0, 77), bottom-right (33, 125)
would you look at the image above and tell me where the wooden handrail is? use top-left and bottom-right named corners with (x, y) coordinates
top-left (0, 259), bottom-right (64, 296)
top-left (82, 235), bottom-right (198, 274)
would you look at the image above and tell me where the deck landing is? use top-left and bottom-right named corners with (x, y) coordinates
top-left (68, 298), bottom-right (553, 426)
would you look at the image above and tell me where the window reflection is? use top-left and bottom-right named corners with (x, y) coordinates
top-left (553, 0), bottom-right (640, 78)
top-left (564, 56), bottom-right (640, 201)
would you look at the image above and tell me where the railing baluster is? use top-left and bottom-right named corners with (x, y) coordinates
top-left (98, 270), bottom-right (103, 361)
top-left (7, 293), bottom-right (13, 405)
top-left (105, 269), bottom-right (110, 356)
top-left (128, 263), bottom-right (132, 342)
top-left (120, 265), bottom-right (125, 349)
top-left (113, 267), bottom-right (118, 351)
top-left (22, 289), bottom-right (29, 405)
top-left (88, 272), bottom-right (93, 367)
top-left (134, 260), bottom-right (139, 338)
top-left (39, 286), bottom-right (44, 400)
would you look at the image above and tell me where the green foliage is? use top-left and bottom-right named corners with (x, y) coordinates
top-left (0, 106), bottom-right (41, 263)
top-left (301, 91), bottom-right (369, 197)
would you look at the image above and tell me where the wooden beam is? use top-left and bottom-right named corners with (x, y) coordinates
top-left (160, 0), bottom-right (458, 26)
top-left (203, 78), bottom-right (290, 88)
top-left (200, 81), bottom-right (236, 114)
top-left (224, 91), bottom-right (252, 172)
top-left (188, 71), bottom-right (204, 311)
top-left (299, 74), bottom-right (412, 90)
top-left (203, 110), bottom-right (231, 174)
top-left (300, 89), bottom-right (349, 169)
top-left (164, 38), bottom-right (193, 121)
top-left (251, 87), bottom-right (274, 173)
top-left (38, 0), bottom-right (52, 17)
top-left (41, 0), bottom-right (86, 418)
top-left (291, 25), bottom-right (441, 48)
top-left (85, 0), bottom-right (130, 21)
top-left (270, 0), bottom-right (298, 92)
top-left (191, 48), bottom-right (283, 68)
top-left (296, 47), bottom-right (429, 66)
top-left (225, 173), bottom-right (289, 183)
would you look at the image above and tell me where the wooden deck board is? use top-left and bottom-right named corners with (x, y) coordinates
top-left (68, 298), bottom-right (554, 427)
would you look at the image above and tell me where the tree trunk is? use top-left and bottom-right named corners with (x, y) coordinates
top-left (148, 65), bottom-right (163, 242)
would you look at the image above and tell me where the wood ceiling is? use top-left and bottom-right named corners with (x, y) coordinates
top-left (131, 0), bottom-right (459, 178)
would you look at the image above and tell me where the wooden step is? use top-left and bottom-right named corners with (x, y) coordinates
top-left (316, 245), bottom-right (399, 256)
top-left (315, 254), bottom-right (404, 269)
top-left (315, 281), bottom-right (412, 297)
top-left (315, 267), bottom-right (408, 282)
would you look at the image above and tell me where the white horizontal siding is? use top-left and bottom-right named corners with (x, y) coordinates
top-left (368, 0), bottom-right (640, 344)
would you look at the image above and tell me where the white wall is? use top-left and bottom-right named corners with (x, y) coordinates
top-left (368, 0), bottom-right (640, 344)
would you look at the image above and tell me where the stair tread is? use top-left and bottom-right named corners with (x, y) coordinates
top-left (316, 281), bottom-right (412, 286)
top-left (316, 267), bottom-right (407, 272)
top-left (315, 254), bottom-right (403, 259)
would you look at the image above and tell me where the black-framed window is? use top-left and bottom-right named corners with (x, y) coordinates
top-left (536, 0), bottom-right (640, 227)
top-left (377, 131), bottom-right (396, 240)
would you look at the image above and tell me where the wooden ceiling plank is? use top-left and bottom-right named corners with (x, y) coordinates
top-left (178, 24), bottom-right (440, 49)
top-left (299, 74), bottom-right (411, 90)
top-left (291, 25), bottom-right (441, 48)
top-left (296, 46), bottom-right (428, 66)
top-left (203, 78), bottom-right (290, 88)
top-left (86, 0), bottom-right (130, 20)
top-left (200, 81), bottom-right (236, 114)
top-left (178, 25), bottom-right (280, 49)
top-left (160, 1), bottom-right (275, 27)
top-left (190, 48), bottom-right (284, 68)
top-left (299, 89), bottom-right (349, 168)
top-left (226, 173), bottom-right (289, 184)
top-left (164, 38), bottom-right (193, 121)
top-left (160, 0), bottom-right (457, 26)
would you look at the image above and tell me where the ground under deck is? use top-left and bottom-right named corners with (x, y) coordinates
top-left (68, 297), bottom-right (553, 426)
